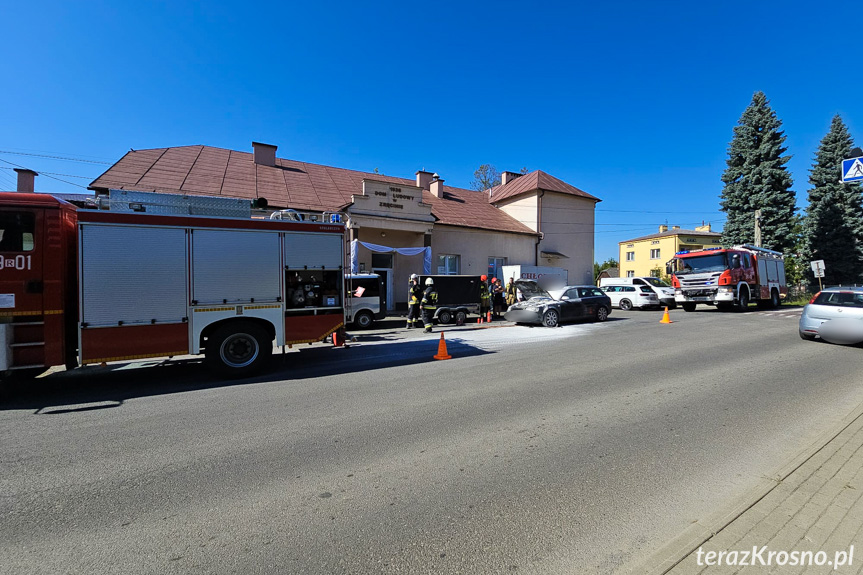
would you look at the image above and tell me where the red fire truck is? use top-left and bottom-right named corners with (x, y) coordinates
top-left (667, 244), bottom-right (787, 312)
top-left (0, 190), bottom-right (347, 381)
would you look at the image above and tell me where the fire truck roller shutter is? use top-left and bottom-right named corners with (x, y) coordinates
top-left (192, 230), bottom-right (281, 305)
top-left (284, 232), bottom-right (343, 270)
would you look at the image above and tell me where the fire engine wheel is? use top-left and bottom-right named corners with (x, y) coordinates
top-left (619, 299), bottom-right (633, 311)
top-left (438, 310), bottom-right (453, 324)
top-left (353, 311), bottom-right (374, 329)
top-left (206, 322), bottom-right (272, 378)
top-left (771, 289), bottom-right (781, 308)
top-left (542, 309), bottom-right (560, 327)
top-left (682, 303), bottom-right (696, 312)
top-left (737, 289), bottom-right (750, 312)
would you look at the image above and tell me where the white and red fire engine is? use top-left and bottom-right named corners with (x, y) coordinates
top-left (667, 244), bottom-right (787, 312)
top-left (0, 189), bottom-right (347, 380)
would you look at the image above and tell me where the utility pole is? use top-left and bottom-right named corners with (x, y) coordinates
top-left (754, 209), bottom-right (762, 247)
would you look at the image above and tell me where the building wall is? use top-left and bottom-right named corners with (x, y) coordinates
top-left (538, 192), bottom-right (596, 285)
top-left (619, 233), bottom-right (722, 277)
top-left (497, 194), bottom-right (539, 231)
top-left (430, 224), bottom-right (536, 280)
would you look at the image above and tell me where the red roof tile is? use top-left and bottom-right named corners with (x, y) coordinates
top-left (488, 170), bottom-right (600, 203)
top-left (90, 145), bottom-right (563, 235)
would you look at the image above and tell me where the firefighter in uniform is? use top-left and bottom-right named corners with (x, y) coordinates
top-left (420, 277), bottom-right (438, 333)
top-left (406, 273), bottom-right (423, 328)
top-left (479, 274), bottom-right (490, 319)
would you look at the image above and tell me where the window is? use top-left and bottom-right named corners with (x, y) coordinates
top-left (488, 257), bottom-right (506, 281)
top-left (0, 211), bottom-right (35, 252)
top-left (626, 270), bottom-right (635, 278)
top-left (437, 254), bottom-right (460, 275)
top-left (371, 253), bottom-right (393, 269)
top-left (650, 249), bottom-right (660, 259)
top-left (626, 252), bottom-right (635, 261)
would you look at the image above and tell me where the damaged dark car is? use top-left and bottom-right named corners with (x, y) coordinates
top-left (504, 280), bottom-right (611, 327)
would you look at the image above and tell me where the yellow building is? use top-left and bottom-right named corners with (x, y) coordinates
top-left (618, 224), bottom-right (721, 278)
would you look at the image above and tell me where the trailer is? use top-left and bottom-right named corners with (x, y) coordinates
top-left (0, 190), bottom-right (347, 381)
top-left (418, 275), bottom-right (482, 324)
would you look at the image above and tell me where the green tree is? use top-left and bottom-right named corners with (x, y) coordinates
top-left (470, 164), bottom-right (501, 191)
top-left (719, 92), bottom-right (796, 253)
top-left (802, 115), bottom-right (863, 286)
top-left (593, 257), bottom-right (618, 282)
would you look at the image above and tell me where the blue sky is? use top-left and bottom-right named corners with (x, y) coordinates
top-left (2, 1), bottom-right (861, 261)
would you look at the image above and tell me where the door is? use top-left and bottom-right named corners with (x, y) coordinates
top-left (560, 287), bottom-right (586, 320)
top-left (0, 209), bottom-right (42, 315)
top-left (373, 269), bottom-right (391, 311)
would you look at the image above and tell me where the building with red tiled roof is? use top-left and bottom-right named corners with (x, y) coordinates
top-left (90, 143), bottom-right (601, 309)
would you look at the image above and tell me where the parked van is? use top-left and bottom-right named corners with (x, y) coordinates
top-left (601, 285), bottom-right (659, 310)
top-left (599, 277), bottom-right (676, 308)
top-left (345, 274), bottom-right (385, 329)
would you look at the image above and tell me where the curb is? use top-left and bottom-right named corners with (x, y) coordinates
top-left (628, 400), bottom-right (863, 574)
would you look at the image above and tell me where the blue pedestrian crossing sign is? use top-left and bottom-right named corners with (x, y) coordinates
top-left (842, 157), bottom-right (863, 182)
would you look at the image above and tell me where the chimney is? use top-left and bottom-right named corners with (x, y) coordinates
top-left (672, 225), bottom-right (680, 230)
top-left (430, 174), bottom-right (445, 198)
top-left (658, 224), bottom-right (668, 233)
top-left (501, 171), bottom-right (522, 186)
top-left (416, 170), bottom-right (434, 190)
top-left (695, 223), bottom-right (712, 232)
top-left (252, 142), bottom-right (277, 167)
top-left (14, 169), bottom-right (37, 193)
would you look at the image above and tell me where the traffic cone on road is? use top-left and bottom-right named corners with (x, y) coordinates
top-left (433, 332), bottom-right (452, 360)
top-left (660, 307), bottom-right (673, 324)
top-left (487, 310), bottom-right (492, 323)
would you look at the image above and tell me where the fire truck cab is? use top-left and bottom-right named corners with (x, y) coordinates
top-left (0, 190), bottom-right (347, 382)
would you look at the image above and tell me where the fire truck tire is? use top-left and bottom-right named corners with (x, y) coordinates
top-left (206, 322), bottom-right (272, 378)
top-left (737, 288), bottom-right (750, 311)
top-left (771, 289), bottom-right (781, 308)
top-left (353, 311), bottom-right (374, 329)
top-left (682, 303), bottom-right (696, 312)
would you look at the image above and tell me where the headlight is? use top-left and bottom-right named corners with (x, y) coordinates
top-left (675, 289), bottom-right (682, 296)
top-left (718, 287), bottom-right (732, 293)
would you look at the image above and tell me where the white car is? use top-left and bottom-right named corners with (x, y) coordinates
top-left (799, 287), bottom-right (863, 344)
top-left (599, 285), bottom-right (659, 310)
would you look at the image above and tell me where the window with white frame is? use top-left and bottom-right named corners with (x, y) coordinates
top-left (626, 251), bottom-right (635, 261)
top-left (626, 270), bottom-right (635, 277)
top-left (650, 248), bottom-right (660, 259)
top-left (437, 254), bottom-right (460, 275)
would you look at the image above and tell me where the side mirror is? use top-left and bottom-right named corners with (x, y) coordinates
top-left (561, 295), bottom-right (570, 300)
top-left (666, 263), bottom-right (674, 275)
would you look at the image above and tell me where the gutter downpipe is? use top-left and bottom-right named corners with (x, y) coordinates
top-left (535, 190), bottom-right (545, 266)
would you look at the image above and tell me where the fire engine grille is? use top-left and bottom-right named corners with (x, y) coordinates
top-left (682, 289), bottom-right (716, 297)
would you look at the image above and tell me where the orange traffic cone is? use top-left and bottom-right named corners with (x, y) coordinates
top-left (487, 310), bottom-right (492, 323)
top-left (434, 332), bottom-right (452, 360)
top-left (477, 317), bottom-right (482, 323)
top-left (660, 307), bottom-right (673, 324)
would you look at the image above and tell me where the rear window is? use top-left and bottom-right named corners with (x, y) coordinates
top-left (346, 277), bottom-right (380, 298)
top-left (813, 291), bottom-right (863, 307)
top-left (0, 212), bottom-right (35, 252)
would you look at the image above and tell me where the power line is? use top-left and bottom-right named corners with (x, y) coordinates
top-left (0, 158), bottom-right (88, 189)
top-left (0, 149), bottom-right (112, 165)
top-left (0, 167), bottom-right (93, 179)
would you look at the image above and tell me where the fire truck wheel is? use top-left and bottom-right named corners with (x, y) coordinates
top-left (771, 289), bottom-right (781, 308)
top-left (206, 322), bottom-right (272, 378)
top-left (353, 311), bottom-right (374, 329)
top-left (682, 303), bottom-right (696, 312)
top-left (737, 289), bottom-right (750, 311)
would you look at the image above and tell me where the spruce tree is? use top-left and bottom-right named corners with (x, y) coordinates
top-left (803, 115), bottom-right (863, 286)
top-left (719, 92), bottom-right (796, 253)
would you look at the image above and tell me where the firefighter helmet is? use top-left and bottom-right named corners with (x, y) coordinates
top-left (481, 275), bottom-right (487, 281)
top-left (425, 277), bottom-right (434, 286)
top-left (410, 273), bottom-right (419, 281)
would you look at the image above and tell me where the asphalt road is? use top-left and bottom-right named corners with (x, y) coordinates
top-left (3, 306), bottom-right (863, 574)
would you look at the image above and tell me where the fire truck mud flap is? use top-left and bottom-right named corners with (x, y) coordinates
top-left (205, 321), bottom-right (273, 378)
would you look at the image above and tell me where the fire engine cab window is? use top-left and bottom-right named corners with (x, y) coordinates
top-left (0, 212), bottom-right (35, 252)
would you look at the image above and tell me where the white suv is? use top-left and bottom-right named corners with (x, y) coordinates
top-left (601, 285), bottom-right (659, 310)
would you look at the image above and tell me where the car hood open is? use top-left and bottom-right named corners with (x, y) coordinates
top-left (514, 279), bottom-right (553, 300)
